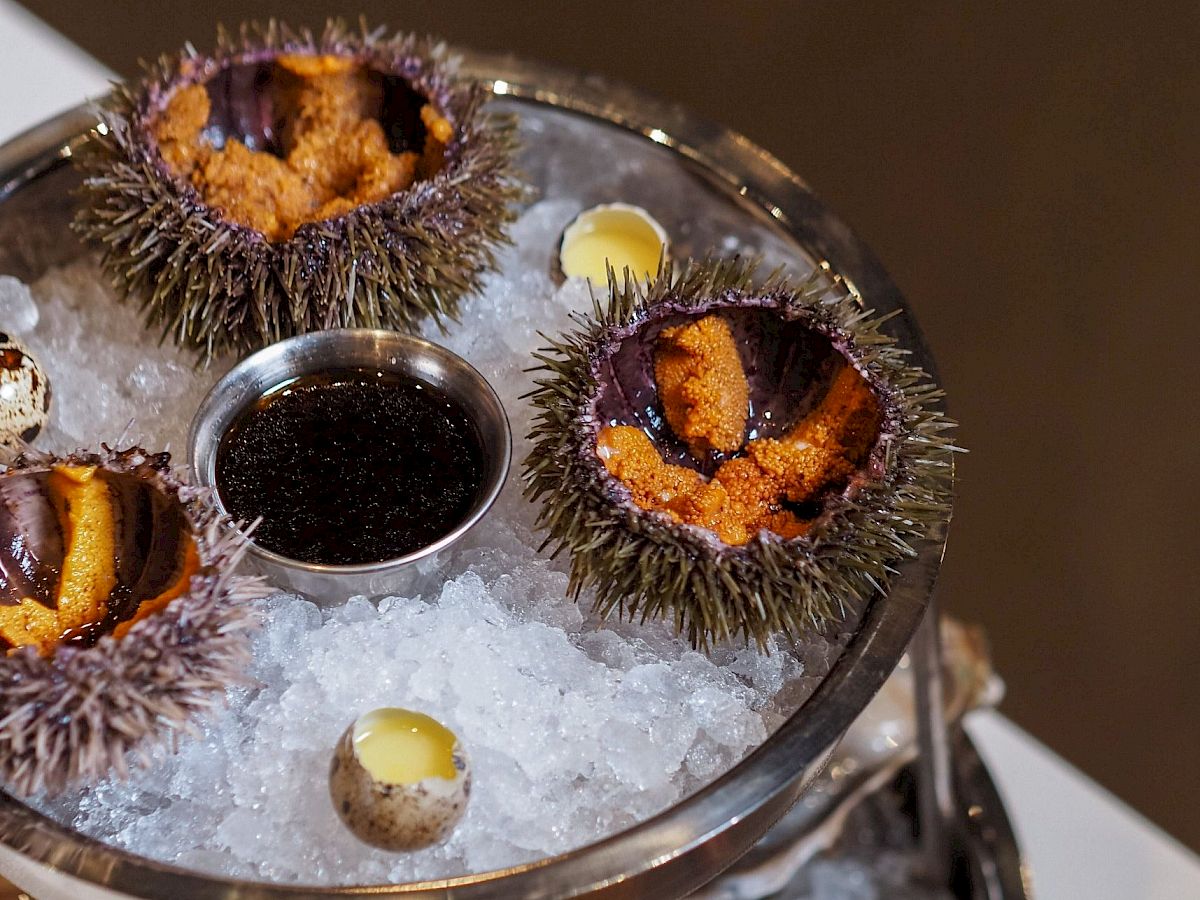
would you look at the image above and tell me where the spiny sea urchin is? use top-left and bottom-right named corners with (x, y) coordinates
top-left (73, 20), bottom-right (527, 361)
top-left (0, 445), bottom-right (269, 795)
top-left (523, 258), bottom-right (957, 650)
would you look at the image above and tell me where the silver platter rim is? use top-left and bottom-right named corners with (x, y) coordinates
top-left (0, 49), bottom-right (952, 899)
top-left (705, 724), bottom-right (1030, 900)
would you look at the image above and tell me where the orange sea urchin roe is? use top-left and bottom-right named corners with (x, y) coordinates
top-left (0, 466), bottom-right (200, 655)
top-left (153, 56), bottom-right (453, 242)
top-left (597, 362), bottom-right (882, 545)
top-left (654, 316), bottom-right (748, 457)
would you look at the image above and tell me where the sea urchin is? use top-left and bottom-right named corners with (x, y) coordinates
top-left (0, 446), bottom-right (269, 795)
top-left (523, 259), bottom-right (957, 650)
top-left (74, 20), bottom-right (526, 361)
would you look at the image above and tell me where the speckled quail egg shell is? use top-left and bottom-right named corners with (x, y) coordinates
top-left (0, 334), bottom-right (49, 449)
top-left (329, 708), bottom-right (471, 852)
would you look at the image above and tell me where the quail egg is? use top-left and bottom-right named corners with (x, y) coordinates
top-left (329, 707), bottom-right (470, 851)
top-left (0, 333), bottom-right (49, 450)
top-left (554, 202), bottom-right (669, 284)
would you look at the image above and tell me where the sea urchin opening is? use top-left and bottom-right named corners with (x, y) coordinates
top-left (0, 461), bottom-right (199, 655)
top-left (154, 53), bottom-right (452, 242)
top-left (523, 259), bottom-right (956, 649)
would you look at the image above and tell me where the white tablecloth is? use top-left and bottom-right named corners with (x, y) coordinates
top-left (0, 2), bottom-right (1197, 897)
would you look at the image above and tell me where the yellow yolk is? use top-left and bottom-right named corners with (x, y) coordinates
top-left (559, 206), bottom-right (666, 283)
top-left (352, 708), bottom-right (458, 784)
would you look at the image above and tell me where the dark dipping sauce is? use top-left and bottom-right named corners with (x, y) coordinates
top-left (215, 368), bottom-right (486, 566)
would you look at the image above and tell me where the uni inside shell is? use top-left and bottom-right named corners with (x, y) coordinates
top-left (524, 258), bottom-right (958, 650)
top-left (0, 333), bottom-right (50, 450)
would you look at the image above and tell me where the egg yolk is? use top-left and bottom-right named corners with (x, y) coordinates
top-left (559, 207), bottom-right (665, 283)
top-left (352, 708), bottom-right (458, 784)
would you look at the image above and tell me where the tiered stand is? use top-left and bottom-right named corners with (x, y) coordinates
top-left (0, 52), bottom-right (1025, 899)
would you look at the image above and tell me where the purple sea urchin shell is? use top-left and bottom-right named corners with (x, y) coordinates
top-left (73, 20), bottom-right (528, 361)
top-left (0, 446), bottom-right (270, 796)
top-left (523, 258), bottom-right (957, 650)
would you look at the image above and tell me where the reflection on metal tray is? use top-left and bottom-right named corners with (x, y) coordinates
top-left (0, 50), bottom-right (956, 899)
top-left (698, 618), bottom-right (1025, 900)
top-left (697, 727), bottom-right (1027, 900)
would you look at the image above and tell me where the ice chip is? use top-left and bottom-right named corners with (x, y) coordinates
top-left (0, 275), bottom-right (40, 333)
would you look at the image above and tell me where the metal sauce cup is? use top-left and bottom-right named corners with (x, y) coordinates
top-left (189, 329), bottom-right (511, 600)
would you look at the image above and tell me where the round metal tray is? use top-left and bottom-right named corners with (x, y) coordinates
top-left (0, 51), bottom-right (951, 899)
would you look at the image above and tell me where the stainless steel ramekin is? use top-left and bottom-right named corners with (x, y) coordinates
top-left (189, 329), bottom-right (511, 600)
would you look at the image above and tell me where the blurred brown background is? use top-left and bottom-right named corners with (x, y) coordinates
top-left (13, 0), bottom-right (1200, 851)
